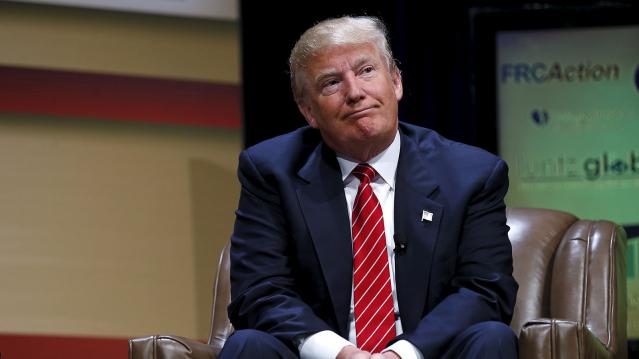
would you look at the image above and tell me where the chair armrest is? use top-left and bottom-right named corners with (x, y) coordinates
top-left (519, 319), bottom-right (611, 359)
top-left (129, 335), bottom-right (219, 359)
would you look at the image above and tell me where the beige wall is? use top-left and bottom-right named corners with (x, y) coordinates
top-left (0, 1), bottom-right (239, 83)
top-left (0, 2), bottom-right (241, 340)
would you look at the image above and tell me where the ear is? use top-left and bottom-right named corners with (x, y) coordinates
top-left (391, 68), bottom-right (403, 101)
top-left (297, 98), bottom-right (318, 128)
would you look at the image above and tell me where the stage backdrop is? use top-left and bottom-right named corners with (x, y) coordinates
top-left (496, 24), bottom-right (639, 338)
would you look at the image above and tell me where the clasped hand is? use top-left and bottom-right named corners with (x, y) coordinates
top-left (336, 345), bottom-right (401, 359)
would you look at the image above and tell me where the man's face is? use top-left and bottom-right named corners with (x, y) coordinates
top-left (297, 43), bottom-right (403, 160)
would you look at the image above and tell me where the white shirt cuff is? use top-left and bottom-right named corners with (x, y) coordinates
top-left (298, 330), bottom-right (353, 359)
top-left (383, 339), bottom-right (424, 359)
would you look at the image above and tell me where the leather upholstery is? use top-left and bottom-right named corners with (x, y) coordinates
top-left (519, 319), bottom-right (610, 359)
top-left (129, 207), bottom-right (627, 358)
top-left (508, 208), bottom-right (627, 358)
top-left (129, 336), bottom-right (217, 359)
top-left (208, 241), bottom-right (233, 354)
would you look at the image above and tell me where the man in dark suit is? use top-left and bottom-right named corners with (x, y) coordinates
top-left (220, 16), bottom-right (518, 359)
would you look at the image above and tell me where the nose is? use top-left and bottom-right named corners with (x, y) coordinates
top-left (343, 74), bottom-right (365, 104)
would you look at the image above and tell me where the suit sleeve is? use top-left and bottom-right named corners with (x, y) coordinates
top-left (399, 159), bottom-right (518, 358)
top-left (227, 150), bottom-right (332, 352)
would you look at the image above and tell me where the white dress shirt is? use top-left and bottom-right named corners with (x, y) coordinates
top-left (299, 131), bottom-right (424, 359)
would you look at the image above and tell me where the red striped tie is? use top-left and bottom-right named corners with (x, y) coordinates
top-left (351, 164), bottom-right (396, 353)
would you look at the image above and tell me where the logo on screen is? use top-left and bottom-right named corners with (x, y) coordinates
top-left (501, 62), bottom-right (620, 84)
top-left (531, 109), bottom-right (549, 126)
top-left (517, 151), bottom-right (639, 182)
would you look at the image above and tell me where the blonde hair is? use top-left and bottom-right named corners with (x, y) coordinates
top-left (289, 16), bottom-right (397, 103)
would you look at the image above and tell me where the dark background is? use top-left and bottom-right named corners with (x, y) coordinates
top-left (240, 0), bottom-right (636, 153)
top-left (241, 0), bottom-right (480, 149)
top-left (240, 0), bottom-right (639, 353)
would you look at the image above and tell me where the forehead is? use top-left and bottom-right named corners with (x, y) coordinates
top-left (306, 43), bottom-right (383, 75)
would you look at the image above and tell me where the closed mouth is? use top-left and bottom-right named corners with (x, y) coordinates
top-left (346, 107), bottom-right (375, 119)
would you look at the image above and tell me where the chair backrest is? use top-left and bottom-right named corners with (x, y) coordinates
top-left (506, 207), bottom-right (627, 357)
top-left (207, 208), bottom-right (627, 356)
top-left (207, 241), bottom-right (232, 353)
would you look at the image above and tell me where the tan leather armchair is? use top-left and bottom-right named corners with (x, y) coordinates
top-left (508, 208), bottom-right (626, 358)
top-left (129, 207), bottom-right (627, 358)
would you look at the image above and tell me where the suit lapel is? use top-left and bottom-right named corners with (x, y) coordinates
top-left (296, 143), bottom-right (353, 338)
top-left (394, 130), bottom-right (443, 333)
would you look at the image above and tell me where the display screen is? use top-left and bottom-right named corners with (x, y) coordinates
top-left (495, 23), bottom-right (639, 338)
top-left (497, 25), bottom-right (639, 224)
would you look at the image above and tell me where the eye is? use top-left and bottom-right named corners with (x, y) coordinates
top-left (323, 79), bottom-right (340, 87)
top-left (360, 65), bottom-right (375, 76)
top-left (319, 78), bottom-right (340, 95)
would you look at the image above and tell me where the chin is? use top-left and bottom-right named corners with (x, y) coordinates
top-left (353, 117), bottom-right (382, 136)
top-left (355, 118), bottom-right (395, 140)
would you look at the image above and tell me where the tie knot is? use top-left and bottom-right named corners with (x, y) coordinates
top-left (352, 164), bottom-right (376, 184)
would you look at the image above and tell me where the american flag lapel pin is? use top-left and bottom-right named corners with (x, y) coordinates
top-left (421, 210), bottom-right (433, 222)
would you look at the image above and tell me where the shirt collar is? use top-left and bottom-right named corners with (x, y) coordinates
top-left (336, 130), bottom-right (400, 190)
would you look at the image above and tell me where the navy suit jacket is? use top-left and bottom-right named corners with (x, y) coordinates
top-left (228, 122), bottom-right (518, 358)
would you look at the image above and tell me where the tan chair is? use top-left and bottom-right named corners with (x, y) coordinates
top-left (129, 207), bottom-right (627, 358)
